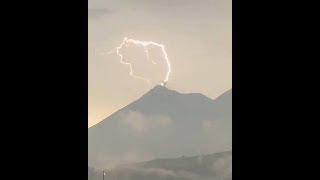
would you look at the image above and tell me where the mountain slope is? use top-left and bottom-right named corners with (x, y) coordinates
top-left (89, 86), bottom-right (232, 168)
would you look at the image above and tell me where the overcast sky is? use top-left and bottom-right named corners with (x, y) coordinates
top-left (88, 0), bottom-right (232, 127)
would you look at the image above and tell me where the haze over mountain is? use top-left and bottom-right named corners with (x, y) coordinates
top-left (88, 85), bottom-right (232, 168)
top-left (89, 150), bottom-right (232, 180)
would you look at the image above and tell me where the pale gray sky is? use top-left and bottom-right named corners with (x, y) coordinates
top-left (89, 0), bottom-right (232, 127)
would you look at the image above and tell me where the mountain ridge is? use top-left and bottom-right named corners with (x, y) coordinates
top-left (90, 85), bottom-right (230, 129)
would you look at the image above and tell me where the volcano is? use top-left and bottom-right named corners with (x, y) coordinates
top-left (88, 85), bottom-right (232, 168)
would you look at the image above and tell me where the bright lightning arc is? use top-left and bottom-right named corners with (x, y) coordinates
top-left (109, 37), bottom-right (172, 86)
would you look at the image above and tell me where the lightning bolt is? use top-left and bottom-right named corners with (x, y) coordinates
top-left (110, 37), bottom-right (171, 86)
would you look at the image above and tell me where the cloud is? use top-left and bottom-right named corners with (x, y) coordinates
top-left (88, 8), bottom-right (111, 19)
top-left (133, 0), bottom-right (211, 7)
top-left (105, 166), bottom-right (202, 180)
top-left (122, 151), bottom-right (152, 163)
top-left (202, 120), bottom-right (213, 129)
top-left (118, 111), bottom-right (172, 135)
top-left (211, 154), bottom-right (232, 179)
